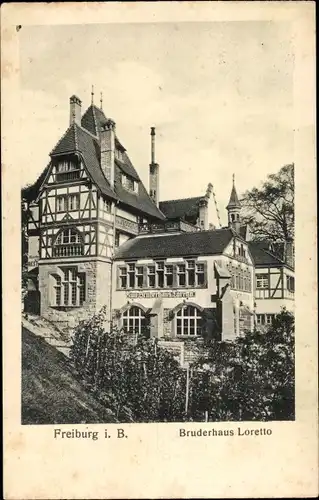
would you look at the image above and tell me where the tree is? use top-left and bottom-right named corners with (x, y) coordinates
top-left (21, 191), bottom-right (30, 294)
top-left (192, 309), bottom-right (295, 421)
top-left (241, 164), bottom-right (294, 242)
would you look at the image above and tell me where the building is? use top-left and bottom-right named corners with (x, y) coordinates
top-left (249, 240), bottom-right (295, 327)
top-left (22, 93), bottom-right (293, 340)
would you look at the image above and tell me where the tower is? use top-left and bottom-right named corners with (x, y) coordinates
top-left (226, 174), bottom-right (241, 232)
top-left (149, 127), bottom-right (159, 206)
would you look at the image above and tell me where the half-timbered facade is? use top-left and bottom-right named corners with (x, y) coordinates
top-left (249, 241), bottom-right (295, 326)
top-left (22, 93), bottom-right (294, 339)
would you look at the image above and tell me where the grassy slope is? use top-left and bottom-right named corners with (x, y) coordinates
top-left (22, 327), bottom-right (118, 425)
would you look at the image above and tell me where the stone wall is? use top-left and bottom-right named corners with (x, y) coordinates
top-left (39, 259), bottom-right (112, 330)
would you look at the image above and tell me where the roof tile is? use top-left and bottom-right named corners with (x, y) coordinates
top-left (114, 228), bottom-right (234, 260)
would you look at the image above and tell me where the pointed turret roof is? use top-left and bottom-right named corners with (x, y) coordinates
top-left (226, 175), bottom-right (241, 210)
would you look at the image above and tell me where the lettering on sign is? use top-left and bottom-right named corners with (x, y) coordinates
top-left (126, 290), bottom-right (196, 299)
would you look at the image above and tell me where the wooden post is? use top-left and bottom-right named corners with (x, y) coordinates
top-left (185, 364), bottom-right (190, 415)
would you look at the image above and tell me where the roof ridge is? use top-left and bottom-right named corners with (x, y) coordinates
top-left (75, 122), bottom-right (99, 141)
top-left (91, 105), bottom-right (99, 136)
top-left (160, 195), bottom-right (204, 204)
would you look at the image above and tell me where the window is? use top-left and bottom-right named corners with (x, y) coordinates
top-left (57, 194), bottom-right (79, 212)
top-left (176, 306), bottom-right (202, 336)
top-left (165, 264), bottom-right (173, 287)
top-left (53, 228), bottom-right (84, 257)
top-left (57, 196), bottom-right (66, 212)
top-left (265, 314), bottom-right (274, 325)
top-left (196, 263), bottom-right (205, 286)
top-left (122, 174), bottom-right (138, 193)
top-left (128, 263), bottom-right (135, 288)
top-left (103, 199), bottom-right (112, 213)
top-left (256, 314), bottom-right (274, 326)
top-left (117, 260), bottom-right (207, 290)
top-left (53, 267), bottom-right (85, 307)
top-left (187, 260), bottom-right (195, 286)
top-left (69, 194), bottom-right (79, 211)
top-left (156, 262), bottom-right (164, 288)
top-left (122, 306), bottom-right (148, 336)
top-left (136, 266), bottom-right (144, 288)
top-left (287, 276), bottom-right (295, 292)
top-left (115, 149), bottom-right (123, 162)
top-left (177, 264), bottom-right (186, 286)
top-left (256, 274), bottom-right (269, 289)
top-left (119, 267), bottom-right (127, 289)
top-left (148, 265), bottom-right (156, 287)
top-left (56, 160), bottom-right (80, 181)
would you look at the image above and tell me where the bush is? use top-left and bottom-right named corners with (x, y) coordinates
top-left (70, 307), bottom-right (295, 422)
top-left (192, 309), bottom-right (295, 421)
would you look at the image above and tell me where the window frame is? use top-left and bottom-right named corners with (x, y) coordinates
top-left (175, 305), bottom-right (202, 337)
top-left (53, 228), bottom-right (84, 257)
top-left (256, 274), bottom-right (269, 289)
top-left (121, 306), bottom-right (149, 336)
top-left (52, 267), bottom-right (85, 308)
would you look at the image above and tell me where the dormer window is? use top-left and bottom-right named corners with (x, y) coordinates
top-left (115, 149), bottom-right (124, 162)
top-left (122, 173), bottom-right (138, 193)
top-left (55, 159), bottom-right (80, 182)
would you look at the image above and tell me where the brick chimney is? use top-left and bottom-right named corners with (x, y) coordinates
top-left (149, 127), bottom-right (159, 206)
top-left (100, 119), bottom-right (116, 187)
top-left (69, 95), bottom-right (82, 125)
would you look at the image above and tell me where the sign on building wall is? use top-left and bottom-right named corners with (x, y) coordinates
top-left (126, 290), bottom-right (196, 299)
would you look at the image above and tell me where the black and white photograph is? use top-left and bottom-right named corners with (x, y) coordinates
top-left (19, 17), bottom-right (298, 426)
top-left (19, 18), bottom-right (297, 426)
top-left (2, 2), bottom-right (317, 499)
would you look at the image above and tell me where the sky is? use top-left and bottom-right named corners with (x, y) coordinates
top-left (19, 21), bottom-right (294, 226)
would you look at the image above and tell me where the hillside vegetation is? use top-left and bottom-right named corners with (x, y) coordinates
top-left (22, 327), bottom-right (119, 424)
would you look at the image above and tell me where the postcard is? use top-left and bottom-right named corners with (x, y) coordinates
top-left (2, 1), bottom-right (317, 498)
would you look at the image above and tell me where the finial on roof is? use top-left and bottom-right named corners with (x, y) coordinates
top-left (232, 173), bottom-right (235, 186)
top-left (91, 85), bottom-right (94, 104)
top-left (100, 92), bottom-right (103, 110)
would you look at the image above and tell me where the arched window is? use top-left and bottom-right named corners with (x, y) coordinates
top-left (122, 306), bottom-right (149, 337)
top-left (176, 305), bottom-right (202, 336)
top-left (53, 228), bottom-right (84, 257)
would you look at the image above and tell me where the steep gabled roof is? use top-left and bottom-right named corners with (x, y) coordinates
top-left (50, 120), bottom-right (164, 218)
top-left (114, 228), bottom-right (234, 260)
top-left (50, 124), bottom-right (78, 156)
top-left (114, 163), bottom-right (165, 220)
top-left (76, 125), bottom-right (118, 200)
top-left (159, 196), bottom-right (203, 221)
top-left (50, 123), bottom-right (117, 200)
top-left (22, 164), bottom-right (51, 202)
top-left (81, 105), bottom-right (126, 150)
